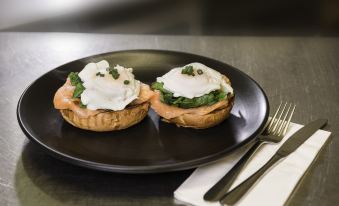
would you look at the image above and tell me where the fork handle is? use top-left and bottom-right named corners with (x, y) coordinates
top-left (220, 154), bottom-right (282, 205)
top-left (204, 140), bottom-right (264, 201)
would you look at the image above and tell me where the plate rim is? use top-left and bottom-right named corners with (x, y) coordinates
top-left (17, 49), bottom-right (270, 173)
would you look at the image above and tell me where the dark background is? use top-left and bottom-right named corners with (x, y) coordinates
top-left (1, 0), bottom-right (339, 36)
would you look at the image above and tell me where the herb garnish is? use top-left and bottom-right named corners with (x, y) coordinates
top-left (107, 67), bottom-right (120, 79)
top-left (151, 82), bottom-right (226, 108)
top-left (181, 66), bottom-right (195, 76)
top-left (96, 72), bottom-right (105, 77)
top-left (124, 80), bottom-right (130, 85)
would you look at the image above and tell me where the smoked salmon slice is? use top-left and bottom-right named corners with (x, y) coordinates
top-left (150, 91), bottom-right (229, 120)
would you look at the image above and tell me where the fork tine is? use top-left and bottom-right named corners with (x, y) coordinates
top-left (267, 102), bottom-right (282, 132)
top-left (270, 102), bottom-right (287, 134)
top-left (276, 103), bottom-right (292, 136)
top-left (281, 104), bottom-right (296, 136)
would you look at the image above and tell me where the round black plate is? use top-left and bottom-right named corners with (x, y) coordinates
top-left (17, 50), bottom-right (269, 173)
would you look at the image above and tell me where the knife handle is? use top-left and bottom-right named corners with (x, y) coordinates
top-left (220, 154), bottom-right (282, 205)
top-left (204, 140), bottom-right (264, 201)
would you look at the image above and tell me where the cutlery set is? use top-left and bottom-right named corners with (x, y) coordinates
top-left (203, 102), bottom-right (327, 205)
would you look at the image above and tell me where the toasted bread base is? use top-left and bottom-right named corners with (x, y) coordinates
top-left (161, 97), bottom-right (234, 129)
top-left (60, 102), bottom-right (149, 132)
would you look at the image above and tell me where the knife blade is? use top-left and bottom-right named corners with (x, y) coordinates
top-left (220, 119), bottom-right (327, 205)
top-left (276, 119), bottom-right (327, 156)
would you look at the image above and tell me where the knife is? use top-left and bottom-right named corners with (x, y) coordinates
top-left (220, 119), bottom-right (328, 205)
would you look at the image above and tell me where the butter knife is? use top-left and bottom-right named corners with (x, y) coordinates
top-left (220, 119), bottom-right (328, 205)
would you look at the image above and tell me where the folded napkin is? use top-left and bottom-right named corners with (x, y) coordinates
top-left (174, 122), bottom-right (331, 206)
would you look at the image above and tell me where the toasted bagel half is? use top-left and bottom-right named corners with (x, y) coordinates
top-left (150, 74), bottom-right (234, 129)
top-left (60, 102), bottom-right (150, 132)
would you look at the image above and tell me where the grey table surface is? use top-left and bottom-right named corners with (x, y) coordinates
top-left (0, 32), bottom-right (338, 206)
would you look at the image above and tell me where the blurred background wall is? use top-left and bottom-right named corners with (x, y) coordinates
top-left (1, 0), bottom-right (339, 36)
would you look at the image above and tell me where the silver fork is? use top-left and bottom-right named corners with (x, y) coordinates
top-left (204, 102), bottom-right (296, 201)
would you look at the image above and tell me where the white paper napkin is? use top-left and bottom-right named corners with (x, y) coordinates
top-left (174, 122), bottom-right (331, 206)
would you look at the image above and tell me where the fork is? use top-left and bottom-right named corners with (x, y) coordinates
top-left (204, 102), bottom-right (296, 201)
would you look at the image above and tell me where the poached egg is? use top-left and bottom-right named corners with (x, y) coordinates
top-left (78, 60), bottom-right (140, 111)
top-left (156, 62), bottom-right (233, 99)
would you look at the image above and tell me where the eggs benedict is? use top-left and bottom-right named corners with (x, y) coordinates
top-left (150, 63), bottom-right (234, 129)
top-left (53, 60), bottom-right (153, 132)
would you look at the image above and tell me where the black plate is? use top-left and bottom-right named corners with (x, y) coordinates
top-left (17, 50), bottom-right (269, 173)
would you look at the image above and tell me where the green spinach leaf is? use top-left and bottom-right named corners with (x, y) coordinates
top-left (68, 72), bottom-right (82, 86)
top-left (73, 83), bottom-right (85, 98)
top-left (151, 82), bottom-right (226, 108)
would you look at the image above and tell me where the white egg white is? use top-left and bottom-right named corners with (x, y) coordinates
top-left (156, 62), bottom-right (233, 99)
top-left (78, 60), bottom-right (140, 111)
